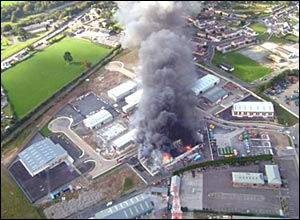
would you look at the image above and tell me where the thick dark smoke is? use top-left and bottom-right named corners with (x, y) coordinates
top-left (116, 1), bottom-right (202, 166)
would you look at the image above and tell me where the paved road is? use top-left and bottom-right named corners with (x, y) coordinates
top-left (48, 117), bottom-right (117, 179)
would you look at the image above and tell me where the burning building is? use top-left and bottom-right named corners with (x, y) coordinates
top-left (116, 1), bottom-right (203, 175)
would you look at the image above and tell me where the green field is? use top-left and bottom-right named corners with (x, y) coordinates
top-left (1, 37), bottom-right (11, 48)
top-left (1, 1), bottom-right (23, 6)
top-left (249, 22), bottom-right (267, 33)
top-left (1, 37), bottom-right (111, 118)
top-left (1, 166), bottom-right (41, 219)
top-left (212, 51), bottom-right (273, 82)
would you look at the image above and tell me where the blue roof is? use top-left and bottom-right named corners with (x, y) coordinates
top-left (19, 138), bottom-right (67, 176)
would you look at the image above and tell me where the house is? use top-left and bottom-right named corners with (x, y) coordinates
top-left (216, 41), bottom-right (232, 53)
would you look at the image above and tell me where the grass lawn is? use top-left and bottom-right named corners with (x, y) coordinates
top-left (1, 37), bottom-right (11, 48)
top-left (212, 51), bottom-right (273, 82)
top-left (1, 37), bottom-right (112, 118)
top-left (270, 34), bottom-right (299, 45)
top-left (123, 177), bottom-right (134, 192)
top-left (249, 22), bottom-right (267, 33)
top-left (256, 33), bottom-right (269, 41)
top-left (1, 165), bottom-right (41, 219)
top-left (39, 120), bottom-right (52, 137)
top-left (1, 1), bottom-right (23, 6)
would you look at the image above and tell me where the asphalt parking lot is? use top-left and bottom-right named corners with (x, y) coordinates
top-left (180, 171), bottom-right (203, 210)
top-left (9, 161), bottom-right (80, 203)
top-left (56, 104), bottom-right (84, 125)
top-left (70, 92), bottom-right (108, 117)
top-left (202, 165), bottom-right (281, 215)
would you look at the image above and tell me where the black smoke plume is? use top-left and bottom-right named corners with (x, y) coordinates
top-left (116, 1), bottom-right (202, 166)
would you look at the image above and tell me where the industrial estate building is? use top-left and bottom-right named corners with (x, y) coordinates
top-left (232, 101), bottom-right (274, 118)
top-left (265, 165), bottom-right (282, 188)
top-left (202, 87), bottom-right (228, 105)
top-left (107, 80), bottom-right (137, 102)
top-left (83, 109), bottom-right (113, 129)
top-left (192, 74), bottom-right (220, 96)
top-left (231, 172), bottom-right (265, 187)
top-left (122, 89), bottom-right (143, 113)
top-left (112, 129), bottom-right (137, 153)
top-left (94, 193), bottom-right (153, 219)
top-left (232, 165), bottom-right (282, 188)
top-left (18, 138), bottom-right (73, 177)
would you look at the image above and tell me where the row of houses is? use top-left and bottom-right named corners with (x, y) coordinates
top-left (216, 36), bottom-right (256, 53)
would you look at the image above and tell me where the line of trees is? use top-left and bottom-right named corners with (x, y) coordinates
top-left (1, 1), bottom-right (68, 22)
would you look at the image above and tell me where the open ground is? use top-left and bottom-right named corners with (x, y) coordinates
top-left (212, 51), bottom-right (273, 82)
top-left (1, 37), bottom-right (112, 118)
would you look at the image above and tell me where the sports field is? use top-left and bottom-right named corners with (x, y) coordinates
top-left (1, 37), bottom-right (111, 118)
top-left (212, 51), bottom-right (273, 82)
top-left (1, 1), bottom-right (23, 6)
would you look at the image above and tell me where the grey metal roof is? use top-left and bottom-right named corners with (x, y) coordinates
top-left (265, 165), bottom-right (282, 185)
top-left (202, 87), bottom-right (228, 103)
top-left (192, 74), bottom-right (220, 95)
top-left (151, 187), bottom-right (168, 195)
top-left (18, 138), bottom-right (67, 176)
top-left (94, 193), bottom-right (153, 219)
top-left (232, 172), bottom-right (265, 184)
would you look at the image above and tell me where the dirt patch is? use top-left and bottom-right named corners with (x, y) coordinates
top-left (115, 48), bottom-right (140, 70)
top-left (268, 131), bottom-right (289, 147)
top-left (42, 164), bottom-right (145, 219)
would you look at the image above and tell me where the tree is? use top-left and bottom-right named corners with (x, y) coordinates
top-left (63, 51), bottom-right (73, 64)
top-left (2, 24), bottom-right (12, 32)
top-left (82, 60), bottom-right (91, 69)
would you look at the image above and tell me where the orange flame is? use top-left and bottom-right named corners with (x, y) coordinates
top-left (163, 153), bottom-right (171, 164)
top-left (185, 145), bottom-right (192, 150)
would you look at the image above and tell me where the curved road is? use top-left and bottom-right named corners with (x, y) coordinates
top-left (48, 117), bottom-right (118, 179)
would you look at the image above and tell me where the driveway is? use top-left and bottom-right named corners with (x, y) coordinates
top-left (48, 116), bottom-right (117, 179)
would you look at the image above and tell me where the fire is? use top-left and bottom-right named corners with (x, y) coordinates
top-left (163, 153), bottom-right (171, 164)
top-left (185, 145), bottom-right (192, 150)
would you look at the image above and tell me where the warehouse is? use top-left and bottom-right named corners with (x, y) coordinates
top-left (107, 80), bottom-right (137, 102)
top-left (202, 87), bottom-right (228, 105)
top-left (112, 129), bottom-right (137, 153)
top-left (18, 138), bottom-right (73, 177)
top-left (122, 101), bottom-right (138, 113)
top-left (232, 172), bottom-right (265, 188)
top-left (94, 193), bottom-right (153, 219)
top-left (83, 109), bottom-right (113, 129)
top-left (124, 89), bottom-right (143, 104)
top-left (232, 101), bottom-right (274, 118)
top-left (192, 74), bottom-right (220, 96)
top-left (265, 165), bottom-right (282, 188)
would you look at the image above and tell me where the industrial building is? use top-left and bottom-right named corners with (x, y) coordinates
top-left (232, 101), bottom-right (274, 118)
top-left (83, 109), bottom-right (113, 129)
top-left (122, 89), bottom-right (143, 113)
top-left (170, 175), bottom-right (182, 219)
top-left (231, 172), bottom-right (265, 187)
top-left (112, 129), bottom-right (136, 153)
top-left (94, 193), bottom-right (153, 219)
top-left (265, 165), bottom-right (282, 188)
top-left (202, 87), bottom-right (228, 105)
top-left (18, 138), bottom-right (73, 177)
top-left (192, 74), bottom-right (220, 96)
top-left (107, 80), bottom-right (137, 102)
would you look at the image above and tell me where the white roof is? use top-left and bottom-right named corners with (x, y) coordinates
top-left (233, 102), bottom-right (274, 113)
top-left (112, 129), bottom-right (136, 149)
top-left (232, 172), bottom-right (265, 184)
top-left (107, 81), bottom-right (137, 99)
top-left (122, 102), bottom-right (138, 113)
top-left (83, 110), bottom-right (112, 128)
top-left (125, 89), bottom-right (143, 104)
top-left (265, 165), bottom-right (282, 185)
top-left (192, 74), bottom-right (220, 95)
